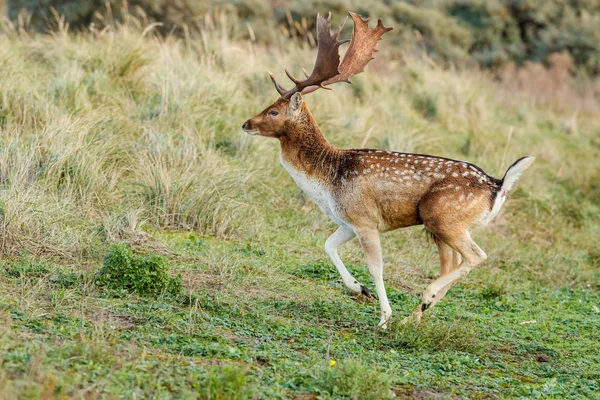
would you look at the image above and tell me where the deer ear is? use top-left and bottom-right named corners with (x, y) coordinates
top-left (289, 92), bottom-right (303, 113)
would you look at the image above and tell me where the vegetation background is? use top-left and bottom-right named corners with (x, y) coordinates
top-left (0, 0), bottom-right (599, 398)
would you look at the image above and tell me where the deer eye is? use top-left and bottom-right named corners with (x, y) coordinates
top-left (269, 110), bottom-right (279, 117)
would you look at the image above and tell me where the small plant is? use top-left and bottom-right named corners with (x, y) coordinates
top-left (412, 92), bottom-right (438, 120)
top-left (237, 243), bottom-right (266, 257)
top-left (480, 282), bottom-right (507, 300)
top-left (49, 270), bottom-right (81, 289)
top-left (95, 245), bottom-right (182, 297)
top-left (308, 359), bottom-right (394, 400)
top-left (384, 317), bottom-right (484, 353)
top-left (199, 366), bottom-right (254, 400)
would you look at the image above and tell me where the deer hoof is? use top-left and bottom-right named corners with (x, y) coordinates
top-left (360, 285), bottom-right (373, 298)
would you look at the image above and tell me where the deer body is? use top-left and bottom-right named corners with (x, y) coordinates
top-left (277, 110), bottom-right (501, 233)
top-left (243, 12), bottom-right (534, 327)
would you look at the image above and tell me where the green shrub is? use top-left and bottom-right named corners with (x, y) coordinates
top-left (308, 359), bottom-right (394, 400)
top-left (95, 245), bottom-right (182, 297)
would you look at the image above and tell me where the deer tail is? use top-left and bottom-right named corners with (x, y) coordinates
top-left (500, 156), bottom-right (535, 193)
top-left (485, 156), bottom-right (535, 224)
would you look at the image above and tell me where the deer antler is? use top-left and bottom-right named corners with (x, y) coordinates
top-left (270, 12), bottom-right (392, 99)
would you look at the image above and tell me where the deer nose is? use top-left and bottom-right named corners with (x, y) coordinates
top-left (242, 120), bottom-right (251, 130)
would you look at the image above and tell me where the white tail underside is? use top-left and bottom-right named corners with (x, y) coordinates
top-left (485, 156), bottom-right (535, 224)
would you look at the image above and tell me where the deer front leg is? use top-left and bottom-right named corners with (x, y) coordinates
top-left (325, 225), bottom-right (372, 297)
top-left (356, 229), bottom-right (392, 329)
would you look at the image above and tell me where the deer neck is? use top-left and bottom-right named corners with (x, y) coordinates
top-left (278, 116), bottom-right (339, 182)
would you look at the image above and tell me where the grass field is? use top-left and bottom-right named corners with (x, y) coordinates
top-left (1, 12), bottom-right (599, 399)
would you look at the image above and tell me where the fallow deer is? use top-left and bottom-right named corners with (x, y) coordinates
top-left (242, 12), bottom-right (534, 328)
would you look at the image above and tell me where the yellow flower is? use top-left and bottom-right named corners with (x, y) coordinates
top-left (329, 360), bottom-right (337, 367)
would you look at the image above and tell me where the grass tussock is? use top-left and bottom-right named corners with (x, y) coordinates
top-left (0, 18), bottom-right (263, 257)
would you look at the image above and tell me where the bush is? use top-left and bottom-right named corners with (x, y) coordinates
top-left (95, 245), bottom-right (182, 297)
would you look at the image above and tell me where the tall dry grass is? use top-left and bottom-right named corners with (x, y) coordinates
top-left (0, 13), bottom-right (265, 258)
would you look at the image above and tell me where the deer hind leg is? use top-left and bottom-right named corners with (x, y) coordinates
top-left (412, 232), bottom-right (487, 321)
top-left (437, 239), bottom-right (455, 276)
top-left (325, 225), bottom-right (372, 297)
top-left (438, 248), bottom-right (463, 295)
top-left (355, 228), bottom-right (392, 329)
top-left (437, 239), bottom-right (463, 296)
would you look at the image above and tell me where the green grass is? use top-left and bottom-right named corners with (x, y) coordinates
top-left (0, 11), bottom-right (599, 399)
top-left (1, 239), bottom-right (599, 398)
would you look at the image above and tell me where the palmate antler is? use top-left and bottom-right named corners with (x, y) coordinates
top-left (269, 12), bottom-right (393, 99)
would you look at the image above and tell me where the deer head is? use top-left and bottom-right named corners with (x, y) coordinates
top-left (242, 12), bottom-right (392, 138)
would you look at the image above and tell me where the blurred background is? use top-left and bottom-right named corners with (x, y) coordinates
top-left (3, 0), bottom-right (600, 75)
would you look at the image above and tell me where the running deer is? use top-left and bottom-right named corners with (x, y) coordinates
top-left (242, 12), bottom-right (534, 328)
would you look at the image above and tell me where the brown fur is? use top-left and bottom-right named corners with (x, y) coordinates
top-left (244, 98), bottom-right (500, 234)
